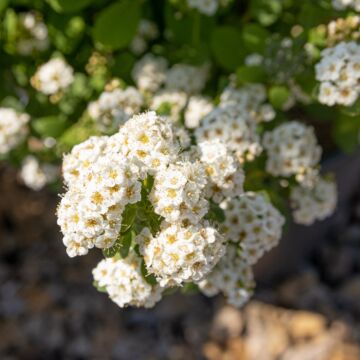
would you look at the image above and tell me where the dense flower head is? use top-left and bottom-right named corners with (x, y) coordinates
top-left (195, 105), bottom-right (262, 162)
top-left (184, 95), bottom-right (214, 129)
top-left (165, 63), bottom-right (209, 94)
top-left (263, 121), bottom-right (322, 187)
top-left (150, 90), bottom-right (187, 123)
top-left (132, 54), bottom-right (168, 93)
top-left (198, 245), bottom-right (255, 307)
top-left (137, 223), bottom-right (225, 287)
top-left (31, 58), bottom-right (74, 95)
top-left (327, 16), bottom-right (360, 47)
top-left (88, 87), bottom-right (143, 131)
top-left (0, 107), bottom-right (29, 154)
top-left (220, 84), bottom-right (275, 123)
top-left (93, 253), bottom-right (163, 308)
top-left (150, 161), bottom-right (208, 225)
top-left (17, 12), bottom-right (49, 55)
top-left (199, 139), bottom-right (244, 203)
top-left (290, 176), bottom-right (337, 225)
top-left (220, 192), bottom-right (285, 265)
top-left (20, 156), bottom-right (58, 191)
top-left (315, 41), bottom-right (360, 106)
top-left (332, 0), bottom-right (360, 11)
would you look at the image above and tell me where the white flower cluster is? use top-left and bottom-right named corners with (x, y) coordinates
top-left (0, 107), bottom-right (29, 155)
top-left (332, 0), bottom-right (360, 11)
top-left (220, 192), bottom-right (285, 265)
top-left (17, 12), bottom-right (49, 55)
top-left (31, 58), bottom-right (74, 95)
top-left (315, 41), bottom-right (360, 106)
top-left (199, 139), bottom-right (244, 203)
top-left (136, 224), bottom-right (225, 287)
top-left (130, 19), bottom-right (159, 55)
top-left (187, 0), bottom-right (232, 16)
top-left (150, 161), bottom-right (208, 224)
top-left (132, 54), bottom-right (168, 93)
top-left (184, 95), bottom-right (214, 129)
top-left (165, 63), bottom-right (209, 94)
top-left (20, 156), bottom-right (58, 191)
top-left (150, 90), bottom-right (187, 122)
top-left (93, 253), bottom-right (163, 308)
top-left (195, 105), bottom-right (262, 162)
top-left (198, 245), bottom-right (255, 307)
top-left (263, 121), bottom-right (322, 187)
top-left (220, 83), bottom-right (275, 123)
top-left (290, 177), bottom-right (337, 225)
top-left (88, 87), bottom-right (143, 131)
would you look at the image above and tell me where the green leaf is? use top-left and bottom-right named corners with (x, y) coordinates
top-left (0, 0), bottom-right (8, 14)
top-left (237, 65), bottom-right (267, 84)
top-left (121, 204), bottom-right (137, 233)
top-left (102, 237), bottom-right (122, 258)
top-left (211, 26), bottom-right (245, 71)
top-left (268, 85), bottom-right (290, 109)
top-left (242, 24), bottom-right (269, 53)
top-left (333, 114), bottom-right (360, 153)
top-left (141, 260), bottom-right (157, 285)
top-left (119, 230), bottom-right (135, 258)
top-left (48, 0), bottom-right (93, 13)
top-left (32, 116), bottom-right (69, 138)
top-left (93, 280), bottom-right (107, 293)
top-left (180, 282), bottom-right (199, 294)
top-left (250, 0), bottom-right (282, 26)
top-left (0, 96), bottom-right (24, 112)
top-left (206, 201), bottom-right (225, 223)
top-left (93, 0), bottom-right (141, 50)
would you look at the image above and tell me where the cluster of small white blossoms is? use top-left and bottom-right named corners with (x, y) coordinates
top-left (31, 58), bottom-right (74, 95)
top-left (263, 121), bottom-right (322, 187)
top-left (0, 107), bottom-right (29, 155)
top-left (16, 12), bottom-right (49, 55)
top-left (315, 41), bottom-right (360, 106)
top-left (290, 177), bottom-right (337, 225)
top-left (150, 160), bottom-right (209, 224)
top-left (130, 19), bottom-right (159, 55)
top-left (88, 87), bottom-right (143, 131)
top-left (20, 156), bottom-right (58, 191)
top-left (219, 192), bottom-right (285, 265)
top-left (198, 139), bottom-right (244, 203)
top-left (184, 95), bottom-right (214, 129)
top-left (136, 224), bottom-right (225, 287)
top-left (132, 54), bottom-right (168, 93)
top-left (195, 105), bottom-right (262, 163)
top-left (187, 0), bottom-right (232, 16)
top-left (220, 83), bottom-right (276, 124)
top-left (198, 245), bottom-right (255, 307)
top-left (332, 0), bottom-right (360, 11)
top-left (150, 90), bottom-right (187, 122)
top-left (93, 253), bottom-right (163, 308)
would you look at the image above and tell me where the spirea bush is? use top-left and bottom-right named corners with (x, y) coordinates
top-left (4, 0), bottom-right (360, 308)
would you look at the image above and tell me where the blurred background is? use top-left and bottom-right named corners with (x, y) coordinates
top-left (0, 156), bottom-right (359, 359)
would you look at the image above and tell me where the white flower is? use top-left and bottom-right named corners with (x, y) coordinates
top-left (17, 12), bottom-right (49, 55)
top-left (130, 20), bottom-right (159, 55)
top-left (150, 90), bottom-right (187, 122)
top-left (187, 0), bottom-right (219, 16)
top-left (137, 222), bottom-right (225, 286)
top-left (165, 63), bottom-right (209, 94)
top-left (245, 53), bottom-right (263, 66)
top-left (184, 95), bottom-right (214, 129)
top-left (31, 58), bottom-right (74, 95)
top-left (132, 54), bottom-right (168, 93)
top-left (20, 156), bottom-right (58, 191)
top-left (220, 192), bottom-right (285, 265)
top-left (315, 41), bottom-right (360, 106)
top-left (195, 105), bottom-right (262, 162)
top-left (93, 254), bottom-right (163, 308)
top-left (150, 160), bottom-right (208, 225)
top-left (290, 176), bottom-right (337, 225)
top-left (88, 87), bottom-right (143, 131)
top-left (0, 108), bottom-right (29, 154)
top-left (198, 245), bottom-right (255, 307)
top-left (263, 121), bottom-right (322, 187)
top-left (332, 0), bottom-right (360, 11)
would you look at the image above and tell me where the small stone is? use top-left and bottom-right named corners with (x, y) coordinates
top-left (288, 311), bottom-right (326, 340)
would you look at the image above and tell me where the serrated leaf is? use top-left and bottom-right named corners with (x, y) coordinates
top-left (93, 0), bottom-right (141, 50)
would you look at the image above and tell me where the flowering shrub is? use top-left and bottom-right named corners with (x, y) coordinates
top-left (2, 0), bottom-right (358, 308)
